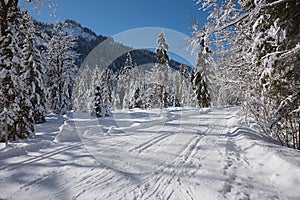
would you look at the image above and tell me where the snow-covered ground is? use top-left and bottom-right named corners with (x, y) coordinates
top-left (1, 107), bottom-right (300, 200)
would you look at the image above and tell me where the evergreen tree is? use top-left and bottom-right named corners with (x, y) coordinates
top-left (0, 6), bottom-right (38, 142)
top-left (89, 67), bottom-right (112, 117)
top-left (100, 69), bottom-right (112, 116)
top-left (19, 11), bottom-right (47, 124)
top-left (151, 31), bottom-right (170, 108)
top-left (172, 70), bottom-right (181, 107)
top-left (194, 50), bottom-right (211, 108)
top-left (117, 52), bottom-right (134, 109)
top-left (92, 86), bottom-right (103, 118)
top-left (0, 0), bottom-right (17, 143)
top-left (187, 69), bottom-right (197, 107)
top-left (90, 67), bottom-right (101, 114)
top-left (156, 32), bottom-right (170, 65)
top-left (123, 52), bottom-right (133, 72)
top-left (129, 65), bottom-right (142, 109)
top-left (46, 22), bottom-right (78, 115)
top-left (140, 71), bottom-right (152, 109)
top-left (179, 64), bottom-right (193, 107)
top-left (73, 67), bottom-right (92, 112)
top-left (0, 0), bottom-right (59, 143)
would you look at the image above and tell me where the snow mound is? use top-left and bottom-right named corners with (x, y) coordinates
top-left (0, 143), bottom-right (6, 151)
top-left (199, 107), bottom-right (212, 114)
top-left (107, 127), bottom-right (125, 135)
top-left (55, 121), bottom-right (81, 142)
top-left (82, 126), bottom-right (105, 137)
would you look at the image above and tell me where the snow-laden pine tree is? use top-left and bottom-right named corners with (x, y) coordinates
top-left (139, 70), bottom-right (152, 109)
top-left (46, 22), bottom-right (79, 115)
top-left (0, 0), bottom-right (56, 143)
top-left (73, 67), bottom-right (92, 112)
top-left (90, 67), bottom-right (101, 115)
top-left (89, 67), bottom-right (112, 117)
top-left (116, 52), bottom-right (134, 109)
top-left (129, 65), bottom-right (143, 109)
top-left (0, 7), bottom-right (42, 142)
top-left (19, 11), bottom-right (47, 124)
top-left (100, 69), bottom-right (112, 116)
top-left (92, 86), bottom-right (103, 118)
top-left (187, 69), bottom-right (197, 107)
top-left (193, 49), bottom-right (212, 108)
top-left (0, 9), bottom-right (27, 142)
top-left (151, 31), bottom-right (170, 108)
top-left (179, 64), bottom-right (195, 107)
top-left (171, 70), bottom-right (181, 107)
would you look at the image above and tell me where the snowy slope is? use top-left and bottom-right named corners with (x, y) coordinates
top-left (1, 107), bottom-right (300, 200)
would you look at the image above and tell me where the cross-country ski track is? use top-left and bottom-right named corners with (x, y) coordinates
top-left (1, 107), bottom-right (300, 200)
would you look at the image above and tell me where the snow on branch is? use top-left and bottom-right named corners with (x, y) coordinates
top-left (261, 0), bottom-right (290, 9)
top-left (213, 13), bottom-right (249, 33)
top-left (280, 43), bottom-right (300, 59)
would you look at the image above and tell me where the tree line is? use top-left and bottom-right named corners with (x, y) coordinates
top-left (0, 1), bottom-right (78, 143)
top-left (73, 31), bottom-right (213, 116)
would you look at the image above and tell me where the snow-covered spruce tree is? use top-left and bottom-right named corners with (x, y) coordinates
top-left (188, 69), bottom-right (197, 107)
top-left (0, 6), bottom-right (39, 142)
top-left (193, 49), bottom-right (212, 108)
top-left (191, 0), bottom-right (245, 107)
top-left (73, 67), bottom-right (92, 112)
top-left (117, 52), bottom-right (134, 109)
top-left (179, 64), bottom-right (195, 107)
top-left (140, 70), bottom-right (152, 109)
top-left (100, 69), bottom-right (112, 116)
top-left (19, 11), bottom-right (47, 124)
top-left (89, 67), bottom-right (112, 117)
top-left (0, 8), bottom-right (28, 142)
top-left (168, 67), bottom-right (193, 107)
top-left (92, 86), bottom-right (103, 118)
top-left (0, 0), bottom-right (54, 143)
top-left (123, 52), bottom-right (133, 72)
top-left (46, 22), bottom-right (79, 115)
top-left (12, 10), bottom-right (41, 139)
top-left (171, 70), bottom-right (181, 107)
top-left (90, 67), bottom-right (101, 115)
top-left (0, 0), bottom-right (16, 143)
top-left (128, 64), bottom-right (143, 109)
top-left (151, 31), bottom-right (170, 108)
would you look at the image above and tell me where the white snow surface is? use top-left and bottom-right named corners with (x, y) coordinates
top-left (1, 107), bottom-right (300, 200)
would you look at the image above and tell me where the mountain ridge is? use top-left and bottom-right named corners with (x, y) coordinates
top-left (35, 19), bottom-right (192, 71)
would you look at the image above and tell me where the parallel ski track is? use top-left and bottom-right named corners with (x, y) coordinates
top-left (1, 108), bottom-right (231, 200)
top-left (1, 140), bottom-right (93, 172)
top-left (140, 134), bottom-right (204, 200)
top-left (128, 132), bottom-right (174, 153)
top-left (133, 110), bottom-right (227, 200)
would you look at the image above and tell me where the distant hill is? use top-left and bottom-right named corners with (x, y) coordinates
top-left (35, 19), bottom-right (192, 72)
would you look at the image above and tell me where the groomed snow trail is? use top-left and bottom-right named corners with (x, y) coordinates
top-left (1, 107), bottom-right (300, 200)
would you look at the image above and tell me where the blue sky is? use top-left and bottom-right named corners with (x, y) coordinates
top-left (23, 0), bottom-right (203, 37)
top-left (22, 0), bottom-right (206, 66)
